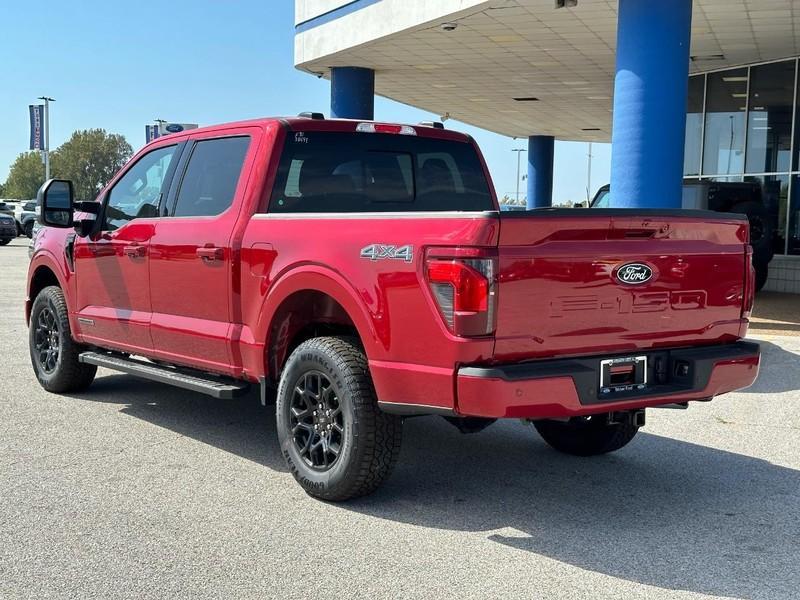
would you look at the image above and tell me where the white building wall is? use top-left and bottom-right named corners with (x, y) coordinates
top-left (295, 0), bottom-right (354, 26)
top-left (295, 0), bottom-right (490, 68)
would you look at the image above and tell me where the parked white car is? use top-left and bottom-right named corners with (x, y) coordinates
top-left (14, 200), bottom-right (38, 237)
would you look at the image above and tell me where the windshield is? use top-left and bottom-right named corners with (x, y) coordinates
top-left (592, 189), bottom-right (611, 208)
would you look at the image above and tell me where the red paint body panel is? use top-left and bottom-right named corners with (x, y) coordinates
top-left (494, 214), bottom-right (750, 362)
top-left (27, 117), bottom-right (759, 420)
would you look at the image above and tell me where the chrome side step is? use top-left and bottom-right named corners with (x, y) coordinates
top-left (79, 352), bottom-right (250, 399)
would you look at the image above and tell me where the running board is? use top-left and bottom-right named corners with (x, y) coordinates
top-left (79, 352), bottom-right (250, 399)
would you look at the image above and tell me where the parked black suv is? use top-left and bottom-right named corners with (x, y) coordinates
top-left (591, 181), bottom-right (773, 291)
top-left (0, 213), bottom-right (17, 245)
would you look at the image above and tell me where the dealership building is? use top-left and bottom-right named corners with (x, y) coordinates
top-left (294, 0), bottom-right (800, 292)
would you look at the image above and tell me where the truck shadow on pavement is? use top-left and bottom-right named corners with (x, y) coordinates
top-left (64, 338), bottom-right (799, 599)
top-left (66, 374), bottom-right (288, 473)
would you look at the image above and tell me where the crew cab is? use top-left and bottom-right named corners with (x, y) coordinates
top-left (27, 115), bottom-right (760, 500)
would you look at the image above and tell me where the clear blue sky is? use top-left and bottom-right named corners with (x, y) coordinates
top-left (0, 0), bottom-right (610, 204)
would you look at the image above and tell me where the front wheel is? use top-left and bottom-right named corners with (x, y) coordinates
top-left (23, 220), bottom-right (34, 238)
top-left (532, 415), bottom-right (639, 456)
top-left (0, 238), bottom-right (10, 246)
top-left (29, 286), bottom-right (97, 393)
top-left (276, 336), bottom-right (403, 501)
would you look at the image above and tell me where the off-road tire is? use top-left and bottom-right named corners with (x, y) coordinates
top-left (29, 286), bottom-right (97, 393)
top-left (533, 415), bottom-right (639, 456)
top-left (276, 336), bottom-right (402, 501)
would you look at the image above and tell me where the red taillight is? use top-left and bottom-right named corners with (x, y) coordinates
top-left (426, 251), bottom-right (497, 337)
top-left (428, 261), bottom-right (489, 312)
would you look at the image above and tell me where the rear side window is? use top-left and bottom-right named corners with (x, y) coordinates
top-left (268, 132), bottom-right (493, 212)
top-left (173, 136), bottom-right (250, 217)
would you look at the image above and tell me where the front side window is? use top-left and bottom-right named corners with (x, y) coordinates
top-left (172, 136), bottom-right (250, 217)
top-left (268, 132), bottom-right (493, 213)
top-left (104, 145), bottom-right (177, 231)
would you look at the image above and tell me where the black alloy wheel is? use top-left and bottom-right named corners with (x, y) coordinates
top-left (290, 371), bottom-right (345, 470)
top-left (33, 305), bottom-right (61, 374)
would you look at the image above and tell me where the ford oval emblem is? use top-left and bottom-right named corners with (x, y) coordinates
top-left (616, 263), bottom-right (653, 285)
top-left (165, 123), bottom-right (184, 133)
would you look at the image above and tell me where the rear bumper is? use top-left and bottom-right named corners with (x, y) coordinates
top-left (0, 225), bottom-right (16, 240)
top-left (456, 341), bottom-right (760, 419)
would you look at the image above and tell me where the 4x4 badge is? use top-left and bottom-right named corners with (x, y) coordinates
top-left (360, 244), bottom-right (413, 263)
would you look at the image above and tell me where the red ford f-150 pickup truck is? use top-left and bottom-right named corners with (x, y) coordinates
top-left (28, 115), bottom-right (760, 501)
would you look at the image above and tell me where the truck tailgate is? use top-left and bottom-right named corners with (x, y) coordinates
top-left (494, 209), bottom-right (750, 362)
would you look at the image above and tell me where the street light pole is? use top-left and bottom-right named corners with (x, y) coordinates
top-left (512, 148), bottom-right (526, 203)
top-left (38, 96), bottom-right (55, 180)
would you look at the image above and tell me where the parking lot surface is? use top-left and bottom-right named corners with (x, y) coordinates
top-left (2, 236), bottom-right (799, 600)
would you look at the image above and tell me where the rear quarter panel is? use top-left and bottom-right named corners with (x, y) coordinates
top-left (238, 213), bottom-right (499, 409)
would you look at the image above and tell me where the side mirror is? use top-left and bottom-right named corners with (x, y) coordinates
top-left (37, 179), bottom-right (74, 228)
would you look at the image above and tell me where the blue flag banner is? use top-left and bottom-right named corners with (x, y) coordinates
top-left (29, 105), bottom-right (44, 150)
top-left (145, 124), bottom-right (161, 144)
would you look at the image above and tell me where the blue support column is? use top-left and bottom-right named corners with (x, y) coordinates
top-left (527, 135), bottom-right (554, 209)
top-left (330, 67), bottom-right (375, 120)
top-left (609, 0), bottom-right (692, 208)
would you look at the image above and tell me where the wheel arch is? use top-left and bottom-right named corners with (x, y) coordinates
top-left (257, 266), bottom-right (381, 384)
top-left (26, 255), bottom-right (69, 324)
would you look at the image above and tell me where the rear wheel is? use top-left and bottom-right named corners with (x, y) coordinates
top-left (29, 286), bottom-right (97, 393)
top-left (276, 336), bottom-right (403, 501)
top-left (532, 415), bottom-right (639, 456)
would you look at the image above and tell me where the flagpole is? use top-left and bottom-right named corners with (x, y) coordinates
top-left (38, 96), bottom-right (54, 180)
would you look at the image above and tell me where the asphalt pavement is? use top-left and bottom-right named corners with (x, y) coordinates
top-left (1, 236), bottom-right (799, 599)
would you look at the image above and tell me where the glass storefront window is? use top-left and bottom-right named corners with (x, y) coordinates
top-left (684, 59), bottom-right (800, 256)
top-left (744, 175), bottom-right (789, 255)
top-left (684, 75), bottom-right (704, 176)
top-left (789, 176), bottom-right (800, 255)
top-left (703, 68), bottom-right (748, 176)
top-left (745, 61), bottom-right (794, 174)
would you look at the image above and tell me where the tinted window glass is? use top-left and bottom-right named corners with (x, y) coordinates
top-left (105, 145), bottom-right (177, 231)
top-left (268, 132), bottom-right (493, 212)
top-left (173, 136), bottom-right (250, 217)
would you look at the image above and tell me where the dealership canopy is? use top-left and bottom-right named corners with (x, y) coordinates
top-left (295, 0), bottom-right (800, 141)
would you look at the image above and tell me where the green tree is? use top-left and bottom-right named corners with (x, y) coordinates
top-left (3, 152), bottom-right (46, 199)
top-left (52, 129), bottom-right (132, 201)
